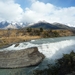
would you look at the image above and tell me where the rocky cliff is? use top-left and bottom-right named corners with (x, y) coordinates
top-left (0, 47), bottom-right (45, 68)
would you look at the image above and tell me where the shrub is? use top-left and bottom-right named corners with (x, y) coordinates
top-left (33, 51), bottom-right (75, 75)
top-left (40, 28), bottom-right (43, 32)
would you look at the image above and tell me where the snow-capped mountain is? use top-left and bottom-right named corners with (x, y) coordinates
top-left (0, 21), bottom-right (28, 29)
top-left (27, 21), bottom-right (75, 30)
top-left (0, 21), bottom-right (75, 30)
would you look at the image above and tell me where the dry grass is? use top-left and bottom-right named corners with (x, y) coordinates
top-left (0, 36), bottom-right (41, 47)
top-left (53, 30), bottom-right (74, 36)
top-left (0, 29), bottom-right (74, 48)
top-left (0, 29), bottom-right (41, 47)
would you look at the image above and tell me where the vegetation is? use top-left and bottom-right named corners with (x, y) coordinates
top-left (33, 51), bottom-right (75, 75)
top-left (0, 28), bottom-right (74, 48)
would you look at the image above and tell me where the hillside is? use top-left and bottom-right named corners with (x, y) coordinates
top-left (28, 21), bottom-right (75, 30)
top-left (28, 21), bottom-right (60, 29)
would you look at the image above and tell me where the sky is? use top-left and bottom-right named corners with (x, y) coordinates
top-left (0, 0), bottom-right (75, 26)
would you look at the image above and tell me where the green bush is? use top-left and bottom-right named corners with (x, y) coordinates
top-left (40, 28), bottom-right (43, 32)
top-left (33, 51), bottom-right (75, 75)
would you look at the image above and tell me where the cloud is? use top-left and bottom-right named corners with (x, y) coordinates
top-left (22, 0), bottom-right (75, 26)
top-left (0, 0), bottom-right (23, 22)
top-left (22, 1), bottom-right (58, 23)
top-left (0, 0), bottom-right (75, 27)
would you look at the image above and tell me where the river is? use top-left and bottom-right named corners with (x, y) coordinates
top-left (0, 36), bottom-right (75, 75)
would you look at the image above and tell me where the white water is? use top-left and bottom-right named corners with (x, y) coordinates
top-left (1, 36), bottom-right (75, 67)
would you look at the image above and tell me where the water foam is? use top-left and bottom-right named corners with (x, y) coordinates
top-left (38, 40), bottom-right (75, 60)
top-left (1, 38), bottom-right (75, 63)
top-left (37, 39), bottom-right (75, 68)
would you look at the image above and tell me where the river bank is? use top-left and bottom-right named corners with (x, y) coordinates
top-left (0, 28), bottom-right (74, 48)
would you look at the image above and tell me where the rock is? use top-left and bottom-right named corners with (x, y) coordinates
top-left (14, 43), bottom-right (19, 47)
top-left (0, 47), bottom-right (45, 68)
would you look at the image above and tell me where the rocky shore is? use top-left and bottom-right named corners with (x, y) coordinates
top-left (0, 47), bottom-right (45, 68)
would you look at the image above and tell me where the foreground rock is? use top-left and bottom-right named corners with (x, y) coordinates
top-left (0, 47), bottom-right (45, 68)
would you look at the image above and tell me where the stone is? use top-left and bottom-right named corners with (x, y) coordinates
top-left (0, 47), bottom-right (45, 68)
top-left (14, 43), bottom-right (19, 47)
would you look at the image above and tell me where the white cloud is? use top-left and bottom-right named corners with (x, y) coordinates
top-left (21, 1), bottom-right (57, 23)
top-left (22, 0), bottom-right (75, 26)
top-left (0, 0), bottom-right (75, 27)
top-left (0, 0), bottom-right (23, 22)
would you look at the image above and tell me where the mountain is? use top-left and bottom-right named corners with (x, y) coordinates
top-left (0, 21), bottom-right (28, 29)
top-left (0, 21), bottom-right (75, 30)
top-left (0, 21), bottom-right (9, 28)
top-left (52, 22), bottom-right (71, 29)
top-left (27, 21), bottom-right (75, 30)
top-left (28, 21), bottom-right (60, 29)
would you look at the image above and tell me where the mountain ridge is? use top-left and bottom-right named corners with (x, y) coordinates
top-left (0, 21), bottom-right (75, 30)
top-left (27, 21), bottom-right (75, 30)
top-left (0, 21), bottom-right (28, 29)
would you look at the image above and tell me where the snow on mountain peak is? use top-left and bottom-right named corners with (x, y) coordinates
top-left (0, 21), bottom-right (28, 29)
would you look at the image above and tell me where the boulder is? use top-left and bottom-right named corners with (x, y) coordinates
top-left (14, 43), bottom-right (19, 47)
top-left (0, 47), bottom-right (45, 68)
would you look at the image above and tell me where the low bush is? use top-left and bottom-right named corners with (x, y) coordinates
top-left (33, 51), bottom-right (75, 75)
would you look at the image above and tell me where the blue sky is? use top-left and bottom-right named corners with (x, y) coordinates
top-left (15, 0), bottom-right (75, 8)
top-left (15, 0), bottom-right (31, 9)
top-left (0, 0), bottom-right (75, 27)
top-left (45, 0), bottom-right (75, 7)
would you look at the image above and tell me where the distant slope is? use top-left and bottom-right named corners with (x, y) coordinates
top-left (52, 22), bottom-right (71, 29)
top-left (28, 21), bottom-right (60, 29)
top-left (27, 21), bottom-right (75, 30)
